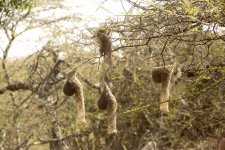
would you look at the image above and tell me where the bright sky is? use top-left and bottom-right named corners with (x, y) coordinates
top-left (0, 0), bottom-right (131, 58)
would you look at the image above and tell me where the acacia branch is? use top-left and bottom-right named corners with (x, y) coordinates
top-left (77, 73), bottom-right (101, 92)
top-left (0, 81), bottom-right (31, 95)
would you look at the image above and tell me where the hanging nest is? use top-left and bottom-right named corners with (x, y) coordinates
top-left (63, 71), bottom-right (86, 123)
top-left (96, 28), bottom-right (112, 65)
top-left (63, 70), bottom-right (83, 97)
top-left (152, 64), bottom-right (175, 112)
top-left (98, 82), bottom-right (118, 134)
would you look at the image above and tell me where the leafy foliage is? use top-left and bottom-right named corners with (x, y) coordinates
top-left (0, 0), bottom-right (33, 13)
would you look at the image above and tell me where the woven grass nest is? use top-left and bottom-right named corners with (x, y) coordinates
top-left (63, 71), bottom-right (86, 123)
top-left (98, 82), bottom-right (118, 134)
top-left (152, 64), bottom-right (175, 112)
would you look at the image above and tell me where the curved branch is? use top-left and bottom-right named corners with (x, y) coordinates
top-left (0, 81), bottom-right (30, 95)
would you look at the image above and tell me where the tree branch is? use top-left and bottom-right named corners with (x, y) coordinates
top-left (0, 81), bottom-right (30, 95)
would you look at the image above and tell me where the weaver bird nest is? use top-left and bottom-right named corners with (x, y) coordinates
top-left (152, 64), bottom-right (175, 112)
top-left (63, 71), bottom-right (86, 123)
top-left (98, 82), bottom-right (118, 134)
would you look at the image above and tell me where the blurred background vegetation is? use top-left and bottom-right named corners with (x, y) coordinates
top-left (0, 0), bottom-right (225, 149)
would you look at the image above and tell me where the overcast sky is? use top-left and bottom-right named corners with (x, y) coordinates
top-left (0, 0), bottom-right (131, 58)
